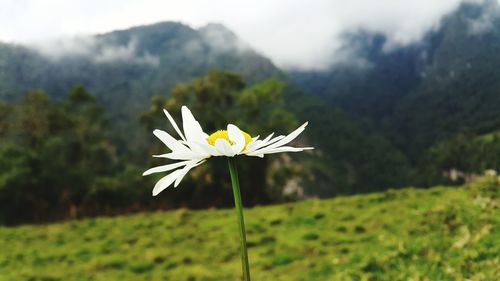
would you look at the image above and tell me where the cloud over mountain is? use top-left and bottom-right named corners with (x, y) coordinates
top-left (0, 0), bottom-right (495, 70)
top-left (31, 36), bottom-right (160, 66)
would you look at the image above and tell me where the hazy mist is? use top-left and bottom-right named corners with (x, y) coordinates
top-left (0, 0), bottom-right (495, 70)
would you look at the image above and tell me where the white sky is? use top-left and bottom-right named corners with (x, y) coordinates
top-left (0, 0), bottom-right (491, 69)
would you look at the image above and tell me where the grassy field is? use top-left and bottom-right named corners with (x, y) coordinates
top-left (0, 176), bottom-right (498, 281)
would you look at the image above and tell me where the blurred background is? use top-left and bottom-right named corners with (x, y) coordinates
top-left (0, 0), bottom-right (499, 280)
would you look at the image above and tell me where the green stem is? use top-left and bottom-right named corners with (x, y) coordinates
top-left (227, 158), bottom-right (251, 281)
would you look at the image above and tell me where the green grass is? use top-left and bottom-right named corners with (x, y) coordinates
top-left (0, 176), bottom-right (498, 281)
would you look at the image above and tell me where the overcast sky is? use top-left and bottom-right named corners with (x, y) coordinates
top-left (0, 0), bottom-right (491, 69)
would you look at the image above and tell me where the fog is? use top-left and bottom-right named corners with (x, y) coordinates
top-left (0, 0), bottom-right (494, 70)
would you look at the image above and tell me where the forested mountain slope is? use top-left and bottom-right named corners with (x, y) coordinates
top-left (291, 0), bottom-right (500, 183)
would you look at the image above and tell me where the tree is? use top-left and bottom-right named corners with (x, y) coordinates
top-left (0, 87), bottom-right (125, 224)
top-left (141, 70), bottom-right (299, 206)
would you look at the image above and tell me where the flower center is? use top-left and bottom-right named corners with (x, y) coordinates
top-left (207, 130), bottom-right (252, 146)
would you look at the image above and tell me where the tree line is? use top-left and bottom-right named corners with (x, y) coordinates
top-left (0, 71), bottom-right (311, 225)
top-left (1, 70), bottom-right (495, 225)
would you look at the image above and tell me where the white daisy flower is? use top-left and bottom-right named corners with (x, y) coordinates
top-left (143, 106), bottom-right (313, 196)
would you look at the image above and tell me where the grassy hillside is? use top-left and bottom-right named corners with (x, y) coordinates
top-left (0, 176), bottom-right (498, 281)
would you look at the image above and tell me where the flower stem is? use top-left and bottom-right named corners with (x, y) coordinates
top-left (227, 158), bottom-right (251, 281)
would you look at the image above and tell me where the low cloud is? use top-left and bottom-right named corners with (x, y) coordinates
top-left (32, 36), bottom-right (97, 58)
top-left (30, 36), bottom-right (159, 66)
top-left (330, 41), bottom-right (373, 70)
top-left (93, 39), bottom-right (160, 66)
top-left (467, 1), bottom-right (500, 35)
top-left (1, 0), bottom-right (496, 70)
top-left (198, 24), bottom-right (250, 54)
top-left (215, 0), bottom-right (479, 70)
top-left (194, 0), bottom-right (495, 70)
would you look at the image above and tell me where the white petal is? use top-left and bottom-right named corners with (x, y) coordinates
top-left (153, 129), bottom-right (190, 153)
top-left (257, 135), bottom-right (285, 149)
top-left (245, 133), bottom-right (274, 153)
top-left (245, 135), bottom-right (285, 153)
top-left (245, 140), bottom-right (262, 153)
top-left (215, 139), bottom-right (235, 157)
top-left (227, 124), bottom-right (246, 154)
top-left (250, 122), bottom-right (308, 155)
top-left (152, 169), bottom-right (183, 196)
top-left (250, 146), bottom-right (314, 155)
top-left (153, 151), bottom-right (205, 160)
top-left (181, 106), bottom-right (208, 144)
top-left (142, 160), bottom-right (195, 176)
top-left (163, 109), bottom-right (186, 142)
top-left (260, 133), bottom-right (275, 144)
top-left (192, 141), bottom-right (220, 156)
top-left (250, 154), bottom-right (264, 158)
top-left (174, 160), bottom-right (206, 187)
top-left (187, 141), bottom-right (215, 157)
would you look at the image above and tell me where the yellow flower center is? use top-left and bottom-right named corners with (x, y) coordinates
top-left (207, 129), bottom-right (252, 146)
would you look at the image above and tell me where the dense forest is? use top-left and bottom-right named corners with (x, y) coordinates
top-left (291, 0), bottom-right (500, 184)
top-left (0, 70), bottom-right (422, 225)
top-left (1, 0), bottom-right (500, 225)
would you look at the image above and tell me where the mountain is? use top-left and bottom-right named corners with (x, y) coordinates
top-left (291, 0), bottom-right (500, 180)
top-left (392, 0), bottom-right (500, 154)
top-left (0, 22), bottom-right (279, 123)
top-left (289, 31), bottom-right (428, 124)
top-left (0, 21), bottom-right (286, 163)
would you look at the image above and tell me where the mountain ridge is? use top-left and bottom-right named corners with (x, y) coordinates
top-left (290, 0), bottom-right (500, 174)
